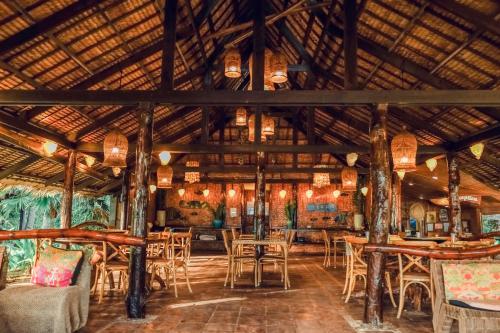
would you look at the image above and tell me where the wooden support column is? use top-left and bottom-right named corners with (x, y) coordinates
top-left (292, 113), bottom-right (298, 168)
top-left (292, 183), bottom-right (298, 229)
top-left (60, 149), bottom-right (76, 229)
top-left (390, 172), bottom-right (402, 233)
top-left (447, 152), bottom-right (461, 234)
top-left (343, 0), bottom-right (358, 89)
top-left (364, 104), bottom-right (391, 326)
top-left (255, 151), bottom-right (266, 257)
top-left (160, 0), bottom-right (177, 90)
top-left (126, 104), bottom-right (154, 319)
top-left (118, 169), bottom-right (131, 230)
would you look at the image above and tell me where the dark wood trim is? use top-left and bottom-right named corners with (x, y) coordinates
top-left (2, 90), bottom-right (499, 107)
top-left (169, 165), bottom-right (369, 174)
top-left (447, 152), bottom-right (461, 234)
top-left (60, 150), bottom-right (77, 229)
top-left (160, 0), bottom-right (178, 90)
top-left (255, 151), bottom-right (266, 257)
top-left (343, 0), bottom-right (358, 89)
top-left (449, 123), bottom-right (500, 152)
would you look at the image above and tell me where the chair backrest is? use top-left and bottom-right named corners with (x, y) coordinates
top-left (101, 241), bottom-right (129, 264)
top-left (170, 232), bottom-right (192, 262)
top-left (344, 236), bottom-right (366, 267)
top-left (393, 240), bottom-right (436, 278)
top-left (221, 230), bottom-right (231, 255)
top-left (321, 230), bottom-right (330, 247)
top-left (231, 227), bottom-right (240, 240)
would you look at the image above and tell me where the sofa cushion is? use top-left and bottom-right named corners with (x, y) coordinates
top-left (31, 246), bottom-right (83, 287)
top-left (442, 262), bottom-right (500, 302)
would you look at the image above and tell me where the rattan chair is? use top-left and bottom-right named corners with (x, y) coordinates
top-left (431, 259), bottom-right (500, 333)
top-left (96, 241), bottom-right (129, 303)
top-left (322, 230), bottom-right (331, 267)
top-left (257, 230), bottom-right (295, 289)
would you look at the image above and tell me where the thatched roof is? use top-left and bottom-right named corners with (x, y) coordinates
top-left (0, 0), bottom-right (498, 196)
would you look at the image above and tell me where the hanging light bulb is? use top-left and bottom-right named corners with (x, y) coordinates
top-left (42, 141), bottom-right (58, 157)
top-left (159, 151), bottom-right (171, 165)
top-left (279, 188), bottom-right (287, 199)
top-left (112, 167), bottom-right (121, 177)
top-left (425, 158), bottom-right (437, 172)
top-left (306, 189), bottom-right (313, 199)
top-left (470, 142), bottom-right (484, 160)
top-left (333, 190), bottom-right (341, 198)
top-left (228, 188), bottom-right (236, 198)
top-left (178, 188), bottom-right (185, 197)
top-left (202, 188), bottom-right (210, 197)
top-left (346, 152), bottom-right (358, 167)
top-left (149, 184), bottom-right (157, 193)
top-left (361, 187), bottom-right (368, 196)
top-left (84, 155), bottom-right (96, 168)
top-left (397, 171), bottom-right (405, 180)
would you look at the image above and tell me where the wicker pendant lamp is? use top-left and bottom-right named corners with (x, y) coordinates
top-left (346, 152), bottom-right (358, 167)
top-left (313, 165), bottom-right (330, 188)
top-left (112, 167), bottom-right (121, 177)
top-left (391, 127), bottom-right (417, 172)
top-left (103, 130), bottom-right (128, 167)
top-left (157, 165), bottom-right (173, 188)
top-left (341, 167), bottom-right (357, 192)
top-left (470, 142), bottom-right (484, 159)
top-left (235, 108), bottom-right (247, 126)
top-left (184, 160), bottom-right (200, 184)
top-left (270, 51), bottom-right (287, 83)
top-left (425, 158), bottom-right (437, 172)
top-left (262, 115), bottom-right (275, 136)
top-left (224, 48), bottom-right (241, 78)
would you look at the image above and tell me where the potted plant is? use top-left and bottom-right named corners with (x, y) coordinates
top-left (284, 200), bottom-right (297, 229)
top-left (210, 202), bottom-right (226, 229)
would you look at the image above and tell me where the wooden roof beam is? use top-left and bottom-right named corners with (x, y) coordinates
top-left (433, 0), bottom-right (500, 36)
top-left (160, 0), bottom-right (178, 90)
top-left (0, 155), bottom-right (39, 180)
top-left (449, 123), bottom-right (500, 152)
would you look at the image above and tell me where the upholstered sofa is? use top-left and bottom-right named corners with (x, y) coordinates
top-left (0, 250), bottom-right (92, 333)
top-left (431, 259), bottom-right (500, 333)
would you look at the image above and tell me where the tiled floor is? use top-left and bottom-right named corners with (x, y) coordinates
top-left (80, 255), bottom-right (435, 333)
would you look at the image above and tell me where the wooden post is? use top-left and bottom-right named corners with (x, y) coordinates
top-left (447, 152), bottom-right (461, 234)
top-left (292, 183), bottom-right (298, 229)
top-left (255, 151), bottom-right (266, 257)
top-left (118, 168), bottom-right (130, 230)
top-left (364, 104), bottom-right (391, 326)
top-left (343, 0), bottom-right (358, 89)
top-left (390, 172), bottom-right (402, 233)
top-left (60, 149), bottom-right (76, 229)
top-left (126, 104), bottom-right (154, 319)
top-left (160, 0), bottom-right (177, 90)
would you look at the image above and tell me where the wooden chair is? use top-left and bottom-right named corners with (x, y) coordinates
top-left (392, 240), bottom-right (437, 318)
top-left (222, 230), bottom-right (257, 287)
top-left (147, 232), bottom-right (171, 290)
top-left (431, 259), bottom-right (500, 333)
top-left (322, 230), bottom-right (331, 267)
top-left (95, 241), bottom-right (129, 303)
top-left (332, 232), bottom-right (347, 268)
top-left (257, 230), bottom-right (295, 289)
top-left (165, 232), bottom-right (193, 297)
top-left (344, 236), bottom-right (396, 307)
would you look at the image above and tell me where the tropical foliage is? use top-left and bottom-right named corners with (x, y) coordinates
top-left (0, 186), bottom-right (111, 273)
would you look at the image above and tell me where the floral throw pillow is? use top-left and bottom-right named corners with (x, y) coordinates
top-left (442, 262), bottom-right (500, 302)
top-left (31, 246), bottom-right (83, 287)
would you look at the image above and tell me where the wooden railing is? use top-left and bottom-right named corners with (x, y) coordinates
top-left (459, 231), bottom-right (500, 241)
top-left (0, 229), bottom-right (145, 246)
top-left (364, 243), bottom-right (500, 259)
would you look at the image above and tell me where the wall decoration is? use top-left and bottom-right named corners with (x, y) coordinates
top-left (306, 203), bottom-right (337, 212)
top-left (426, 211), bottom-right (437, 224)
top-left (435, 223), bottom-right (443, 230)
top-left (247, 202), bottom-right (254, 215)
top-left (179, 200), bottom-right (210, 209)
top-left (439, 209), bottom-right (448, 222)
top-left (427, 224), bottom-right (434, 232)
top-left (443, 223), bottom-right (450, 232)
top-left (230, 208), bottom-right (237, 218)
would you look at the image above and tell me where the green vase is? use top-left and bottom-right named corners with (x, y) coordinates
top-left (286, 220), bottom-right (293, 229)
top-left (213, 219), bottom-right (223, 229)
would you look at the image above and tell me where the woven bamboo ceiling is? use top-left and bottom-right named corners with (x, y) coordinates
top-left (0, 0), bottom-right (498, 198)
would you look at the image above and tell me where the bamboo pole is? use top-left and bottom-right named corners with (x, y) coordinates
top-left (60, 149), bottom-right (77, 228)
top-left (0, 229), bottom-right (144, 246)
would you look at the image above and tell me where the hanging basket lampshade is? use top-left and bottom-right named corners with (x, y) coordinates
top-left (112, 167), bottom-right (121, 177)
top-left (333, 189), bottom-right (341, 199)
top-left (361, 186), bottom-right (368, 196)
top-left (341, 167), bottom-right (357, 192)
top-left (159, 151), bottom-right (171, 165)
top-left (178, 188), bottom-right (185, 197)
top-left (248, 48), bottom-right (275, 91)
top-left (157, 165), bottom-right (173, 189)
top-left (84, 155), bottom-right (96, 168)
top-left (306, 188), bottom-right (313, 199)
top-left (42, 141), bottom-right (58, 157)
top-left (270, 51), bottom-right (288, 83)
top-left (346, 152), bottom-right (358, 167)
top-left (228, 187), bottom-right (236, 198)
top-left (247, 114), bottom-right (267, 142)
top-left (224, 48), bottom-right (241, 78)
top-left (425, 158), bottom-right (437, 172)
top-left (235, 108), bottom-right (247, 126)
top-left (397, 171), bottom-right (405, 180)
top-left (470, 142), bottom-right (484, 160)
top-left (391, 128), bottom-right (417, 172)
top-left (313, 165), bottom-right (330, 188)
top-left (262, 115), bottom-right (275, 136)
top-left (103, 130), bottom-right (128, 167)
top-left (184, 160), bottom-right (200, 184)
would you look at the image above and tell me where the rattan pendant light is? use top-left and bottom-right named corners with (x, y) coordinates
top-left (346, 152), bottom-right (358, 167)
top-left (103, 130), bottom-right (128, 167)
top-left (270, 51), bottom-right (288, 83)
top-left (470, 142), bottom-right (484, 159)
top-left (262, 115), bottom-right (275, 136)
top-left (224, 48), bottom-right (241, 78)
top-left (112, 167), bottom-right (121, 177)
top-left (157, 165), bottom-right (173, 188)
top-left (313, 165), bottom-right (330, 188)
top-left (341, 167), bottom-right (357, 192)
top-left (235, 108), bottom-right (247, 126)
top-left (184, 160), bottom-right (200, 184)
top-left (391, 127), bottom-right (417, 172)
top-left (425, 158), bottom-right (437, 172)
